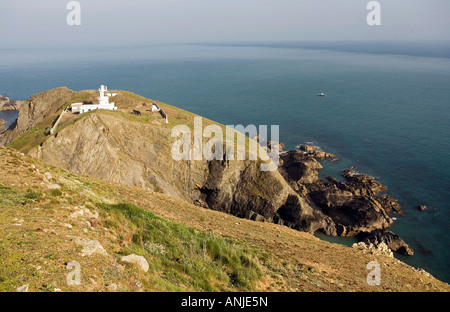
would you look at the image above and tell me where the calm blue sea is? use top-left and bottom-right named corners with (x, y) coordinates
top-left (0, 41), bottom-right (449, 283)
top-left (0, 110), bottom-right (18, 130)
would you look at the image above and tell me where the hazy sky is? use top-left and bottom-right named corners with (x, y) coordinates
top-left (1, 0), bottom-right (449, 47)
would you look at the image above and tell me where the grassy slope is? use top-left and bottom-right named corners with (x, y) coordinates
top-left (0, 146), bottom-right (267, 292)
top-left (0, 146), bottom-right (448, 292)
top-left (3, 89), bottom-right (449, 292)
top-left (7, 89), bottom-right (96, 154)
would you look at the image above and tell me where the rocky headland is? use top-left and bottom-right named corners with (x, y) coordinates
top-left (1, 144), bottom-right (447, 292)
top-left (0, 95), bottom-right (24, 112)
top-left (0, 88), bottom-right (73, 147)
top-left (279, 146), bottom-right (412, 254)
top-left (0, 88), bottom-right (413, 259)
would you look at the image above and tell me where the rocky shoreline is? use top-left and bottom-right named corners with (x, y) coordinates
top-left (279, 144), bottom-right (413, 256)
top-left (0, 95), bottom-right (24, 112)
top-left (0, 87), bottom-right (415, 260)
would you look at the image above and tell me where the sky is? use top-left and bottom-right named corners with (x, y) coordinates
top-left (0, 0), bottom-right (449, 47)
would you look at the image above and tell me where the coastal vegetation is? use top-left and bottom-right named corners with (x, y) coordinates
top-left (0, 88), bottom-right (448, 292)
top-left (0, 145), bottom-right (448, 291)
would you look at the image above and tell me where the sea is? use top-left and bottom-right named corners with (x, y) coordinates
top-left (0, 41), bottom-right (449, 283)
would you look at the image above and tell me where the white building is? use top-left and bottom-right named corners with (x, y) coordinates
top-left (71, 85), bottom-right (117, 114)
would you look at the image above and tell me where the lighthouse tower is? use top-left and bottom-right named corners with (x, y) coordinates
top-left (98, 85), bottom-right (109, 106)
top-left (97, 85), bottom-right (116, 110)
top-left (70, 84), bottom-right (117, 114)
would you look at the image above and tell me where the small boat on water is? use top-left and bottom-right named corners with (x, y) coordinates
top-left (317, 92), bottom-right (326, 97)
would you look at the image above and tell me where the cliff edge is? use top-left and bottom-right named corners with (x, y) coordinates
top-left (2, 88), bottom-right (416, 262)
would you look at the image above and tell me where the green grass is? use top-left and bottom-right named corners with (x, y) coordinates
top-left (0, 185), bottom-right (42, 206)
top-left (7, 120), bottom-right (49, 153)
top-left (97, 202), bottom-right (268, 291)
top-left (0, 184), bottom-right (21, 206)
top-left (50, 189), bottom-right (62, 197)
top-left (66, 90), bottom-right (98, 105)
top-left (7, 90), bottom-right (98, 153)
top-left (8, 89), bottom-right (262, 162)
top-left (53, 111), bottom-right (91, 136)
top-left (24, 189), bottom-right (42, 200)
top-left (113, 111), bottom-right (160, 124)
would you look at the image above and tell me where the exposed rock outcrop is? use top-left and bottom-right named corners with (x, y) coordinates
top-left (0, 95), bottom-right (24, 112)
top-left (121, 254), bottom-right (149, 272)
top-left (0, 87), bottom-right (74, 146)
top-left (7, 88), bottom-right (410, 251)
top-left (359, 229), bottom-right (414, 256)
top-left (352, 241), bottom-right (393, 257)
top-left (280, 150), bottom-right (323, 184)
top-left (270, 148), bottom-right (410, 250)
top-left (307, 178), bottom-right (392, 236)
top-left (266, 140), bottom-right (284, 153)
top-left (298, 144), bottom-right (335, 159)
top-left (28, 109), bottom-right (336, 235)
top-left (66, 235), bottom-right (109, 257)
top-left (417, 205), bottom-right (428, 212)
top-left (298, 165), bottom-right (410, 239)
top-left (341, 168), bottom-right (387, 198)
top-left (277, 147), bottom-right (413, 254)
top-left (377, 195), bottom-right (403, 215)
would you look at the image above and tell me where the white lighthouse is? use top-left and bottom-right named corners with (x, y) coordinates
top-left (71, 85), bottom-right (117, 114)
top-left (98, 85), bottom-right (108, 105)
top-left (97, 84), bottom-right (115, 108)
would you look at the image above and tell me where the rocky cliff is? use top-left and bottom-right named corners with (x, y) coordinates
top-left (1, 88), bottom-right (334, 236)
top-left (4, 88), bottom-right (411, 253)
top-left (0, 119), bottom-right (6, 131)
top-left (27, 110), bottom-right (335, 235)
top-left (0, 95), bottom-right (24, 112)
top-left (279, 149), bottom-right (412, 253)
top-left (0, 87), bottom-right (74, 147)
top-left (1, 145), bottom-right (447, 292)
